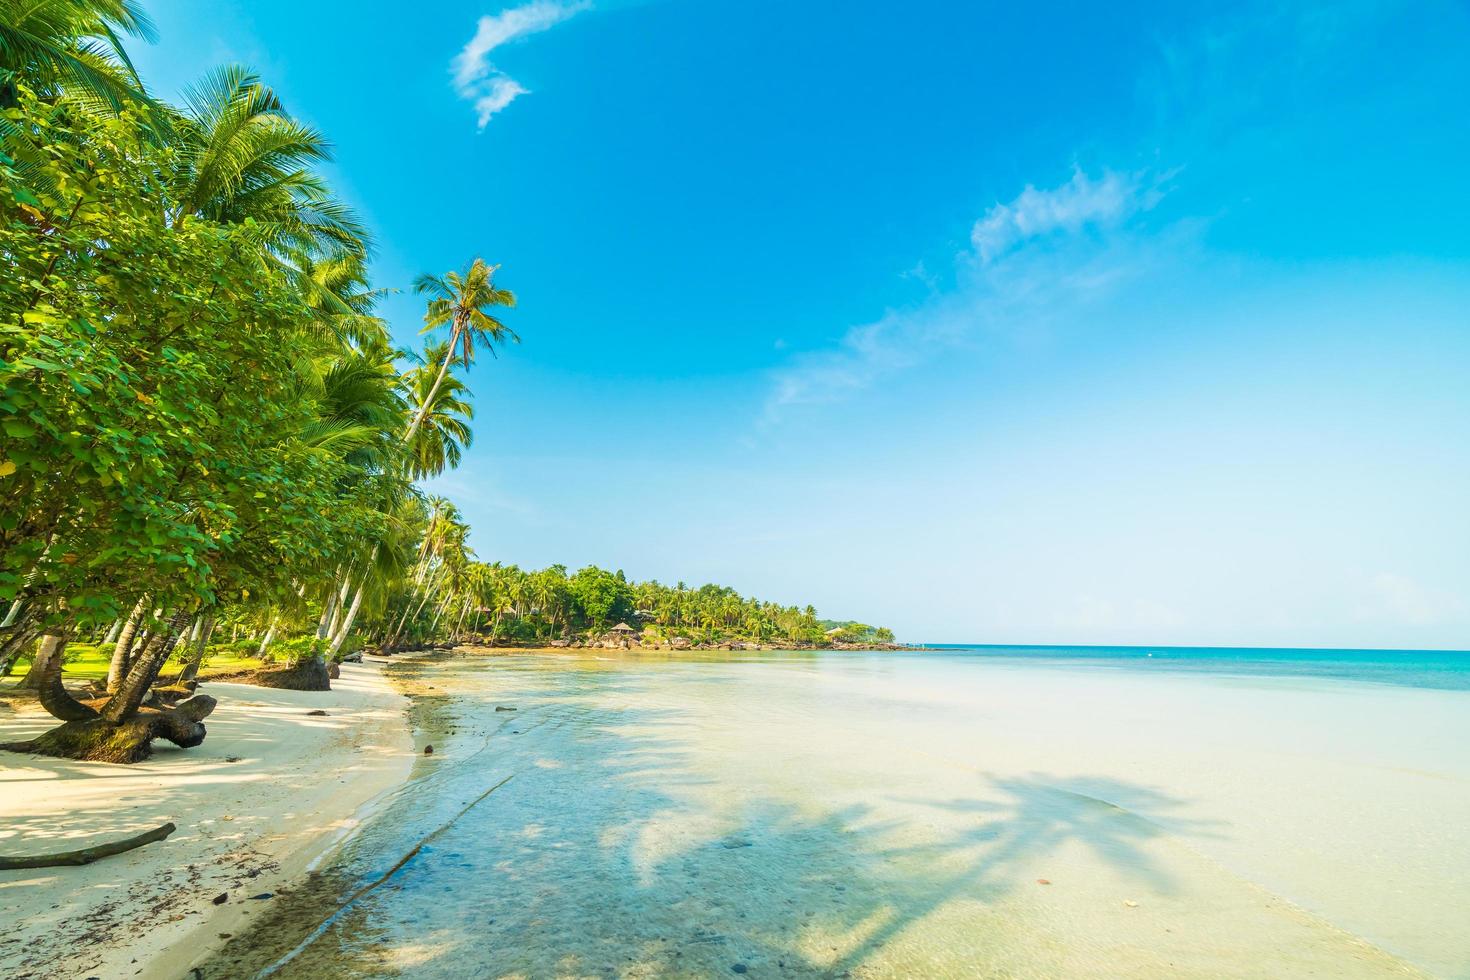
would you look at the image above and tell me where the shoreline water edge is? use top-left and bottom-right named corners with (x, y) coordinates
top-left (0, 659), bottom-right (416, 980)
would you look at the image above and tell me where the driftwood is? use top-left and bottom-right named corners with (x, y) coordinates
top-left (0, 822), bottom-right (177, 870)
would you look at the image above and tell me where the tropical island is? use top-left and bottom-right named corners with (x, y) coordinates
top-left (5, 4), bottom-right (1470, 980)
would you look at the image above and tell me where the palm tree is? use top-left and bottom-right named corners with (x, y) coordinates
top-left (301, 343), bottom-right (408, 471)
top-left (404, 342), bottom-right (474, 479)
top-left (0, 0), bottom-right (155, 110)
top-left (407, 258), bottom-right (516, 443)
top-left (290, 249), bottom-right (393, 346)
top-left (169, 65), bottom-right (366, 257)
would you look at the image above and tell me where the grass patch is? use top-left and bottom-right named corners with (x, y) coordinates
top-left (5, 643), bottom-right (266, 684)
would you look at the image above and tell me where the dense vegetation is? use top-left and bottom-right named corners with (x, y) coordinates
top-left (0, 1), bottom-right (892, 763)
top-left (363, 544), bottom-right (897, 648)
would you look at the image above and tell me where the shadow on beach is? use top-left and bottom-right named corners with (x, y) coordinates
top-left (193, 652), bottom-right (1248, 979)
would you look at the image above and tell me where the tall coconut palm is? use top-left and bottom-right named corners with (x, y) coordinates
top-left (406, 258), bottom-right (516, 443)
top-left (405, 343), bottom-right (474, 480)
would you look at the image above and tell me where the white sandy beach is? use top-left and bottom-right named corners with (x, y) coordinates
top-left (0, 660), bottom-right (413, 980)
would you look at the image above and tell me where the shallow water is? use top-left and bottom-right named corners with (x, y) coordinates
top-left (203, 649), bottom-right (1470, 978)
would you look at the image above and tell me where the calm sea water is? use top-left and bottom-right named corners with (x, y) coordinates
top-left (913, 643), bottom-right (1470, 690)
top-left (199, 646), bottom-right (1470, 978)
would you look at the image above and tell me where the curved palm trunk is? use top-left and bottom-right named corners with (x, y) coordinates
top-left (403, 320), bottom-right (464, 444)
top-left (16, 629), bottom-right (63, 691)
top-left (452, 594), bottom-right (472, 641)
top-left (6, 621), bottom-right (218, 764)
top-left (258, 616), bottom-right (280, 658)
top-left (103, 610), bottom-right (191, 724)
top-left (31, 633), bottom-right (97, 722)
top-left (107, 596), bottom-right (149, 693)
top-left (0, 616), bottom-right (40, 677)
top-left (327, 583), bottom-right (365, 656)
top-left (326, 575), bottom-right (351, 639)
top-left (316, 592), bottom-right (337, 640)
top-left (178, 614), bottom-right (217, 683)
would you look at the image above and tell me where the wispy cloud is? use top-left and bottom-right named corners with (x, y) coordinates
top-left (970, 168), bottom-right (1160, 263)
top-left (763, 167), bottom-right (1177, 421)
top-left (452, 0), bottom-right (590, 128)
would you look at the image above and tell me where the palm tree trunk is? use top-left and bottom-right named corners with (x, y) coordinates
top-left (179, 614), bottom-right (217, 683)
top-left (403, 321), bottom-right (463, 443)
top-left (103, 610), bottom-right (191, 724)
top-left (326, 574), bottom-right (351, 639)
top-left (327, 583), bottom-right (365, 656)
top-left (17, 627), bottom-right (65, 691)
top-left (0, 624), bottom-right (40, 676)
top-left (453, 595), bottom-right (472, 640)
top-left (32, 632), bottom-right (97, 722)
top-left (258, 616), bottom-right (279, 658)
top-left (107, 596), bottom-right (148, 693)
top-left (316, 586), bottom-right (339, 640)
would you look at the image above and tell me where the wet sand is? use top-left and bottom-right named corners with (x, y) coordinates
top-left (195, 649), bottom-right (1469, 978)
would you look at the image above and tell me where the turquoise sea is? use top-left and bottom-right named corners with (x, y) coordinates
top-left (915, 643), bottom-right (1470, 690)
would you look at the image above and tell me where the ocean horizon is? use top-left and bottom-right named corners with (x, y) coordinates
top-left (904, 643), bottom-right (1470, 690)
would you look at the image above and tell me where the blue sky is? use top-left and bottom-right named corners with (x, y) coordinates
top-left (133, 1), bottom-right (1470, 648)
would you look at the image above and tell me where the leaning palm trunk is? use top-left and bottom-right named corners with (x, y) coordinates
top-left (316, 586), bottom-right (339, 640)
top-left (403, 321), bottom-right (463, 444)
top-left (30, 633), bottom-right (95, 721)
top-left (178, 614), bottom-right (217, 683)
top-left (2, 618), bottom-right (219, 764)
top-left (325, 576), bottom-right (351, 640)
top-left (104, 610), bottom-right (192, 722)
top-left (107, 596), bottom-right (149, 693)
top-left (258, 617), bottom-right (280, 658)
top-left (452, 594), bottom-right (472, 641)
top-left (0, 615), bottom-right (40, 677)
top-left (15, 627), bottom-right (63, 691)
top-left (327, 583), bottom-right (365, 657)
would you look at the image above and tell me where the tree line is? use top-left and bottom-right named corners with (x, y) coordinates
top-left (358, 538), bottom-right (896, 648)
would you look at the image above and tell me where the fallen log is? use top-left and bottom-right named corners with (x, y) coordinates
top-left (0, 822), bottom-right (177, 870)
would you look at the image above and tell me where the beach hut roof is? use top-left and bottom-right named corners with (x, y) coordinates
top-left (610, 622), bottom-right (636, 633)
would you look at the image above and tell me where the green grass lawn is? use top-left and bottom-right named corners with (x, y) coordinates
top-left (4, 643), bottom-right (267, 684)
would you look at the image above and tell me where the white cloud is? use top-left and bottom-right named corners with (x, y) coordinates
top-left (970, 168), bottom-right (1160, 263)
top-left (763, 167), bottom-right (1180, 421)
top-left (470, 77), bottom-right (530, 127)
top-left (452, 0), bottom-right (591, 128)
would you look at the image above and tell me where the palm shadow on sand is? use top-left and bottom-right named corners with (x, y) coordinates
top-left (196, 655), bottom-right (1228, 978)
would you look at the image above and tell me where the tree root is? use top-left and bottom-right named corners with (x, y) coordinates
top-left (0, 822), bottom-right (177, 870)
top-left (250, 656), bottom-right (331, 691)
top-left (0, 695), bottom-right (218, 763)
